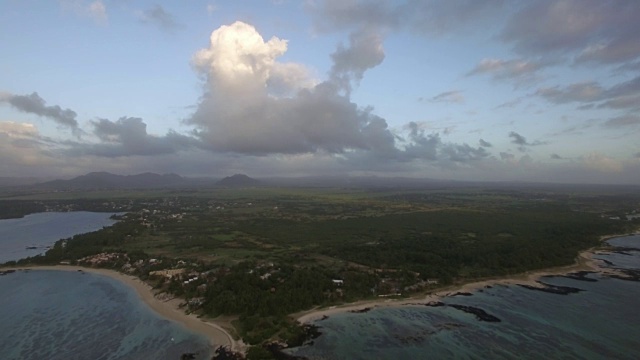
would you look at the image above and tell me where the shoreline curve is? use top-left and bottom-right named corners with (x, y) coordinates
top-left (2, 265), bottom-right (238, 353)
top-left (295, 231), bottom-right (640, 324)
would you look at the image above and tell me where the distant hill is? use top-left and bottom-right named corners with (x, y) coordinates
top-left (0, 177), bottom-right (49, 188)
top-left (216, 174), bottom-right (261, 187)
top-left (36, 172), bottom-right (188, 190)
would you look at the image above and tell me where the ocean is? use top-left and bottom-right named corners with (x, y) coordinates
top-left (287, 235), bottom-right (640, 359)
top-left (0, 270), bottom-right (212, 360)
top-left (0, 212), bottom-right (212, 360)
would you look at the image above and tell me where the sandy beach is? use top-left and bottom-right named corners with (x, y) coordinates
top-left (3, 265), bottom-right (239, 353)
top-left (296, 231), bottom-right (640, 324)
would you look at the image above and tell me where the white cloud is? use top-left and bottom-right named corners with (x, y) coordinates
top-left (60, 0), bottom-right (107, 25)
top-left (583, 153), bottom-right (623, 173)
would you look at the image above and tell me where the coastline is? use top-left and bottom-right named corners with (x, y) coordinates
top-left (2, 265), bottom-right (239, 353)
top-left (295, 231), bottom-right (640, 324)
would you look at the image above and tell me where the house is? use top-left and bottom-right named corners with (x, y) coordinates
top-left (332, 279), bottom-right (344, 286)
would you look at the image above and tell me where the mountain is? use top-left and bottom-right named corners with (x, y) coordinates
top-left (0, 177), bottom-right (49, 188)
top-left (216, 174), bottom-right (261, 187)
top-left (36, 172), bottom-right (188, 190)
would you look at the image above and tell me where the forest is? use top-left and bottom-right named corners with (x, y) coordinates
top-left (2, 185), bottom-right (639, 357)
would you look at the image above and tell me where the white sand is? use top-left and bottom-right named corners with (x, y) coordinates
top-left (296, 230), bottom-right (640, 324)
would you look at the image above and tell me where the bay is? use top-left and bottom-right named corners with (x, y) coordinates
top-left (0, 211), bottom-right (121, 264)
top-left (0, 211), bottom-right (212, 360)
top-left (0, 270), bottom-right (212, 360)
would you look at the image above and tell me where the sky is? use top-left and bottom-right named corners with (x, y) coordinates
top-left (1, 0), bottom-right (639, 184)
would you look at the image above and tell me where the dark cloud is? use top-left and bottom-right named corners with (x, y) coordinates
top-left (536, 76), bottom-right (640, 113)
top-left (550, 153), bottom-right (563, 160)
top-left (309, 0), bottom-right (507, 36)
top-left (0, 92), bottom-right (79, 130)
top-left (399, 123), bottom-right (490, 163)
top-left (500, 152), bottom-right (515, 161)
top-left (535, 82), bottom-right (603, 104)
top-left (139, 5), bottom-right (181, 32)
top-left (67, 116), bottom-right (196, 157)
top-left (330, 27), bottom-right (386, 94)
top-left (403, 0), bottom-right (506, 35)
top-left (509, 131), bottom-right (547, 152)
top-left (603, 114), bottom-right (640, 128)
top-left (502, 0), bottom-right (640, 65)
top-left (308, 0), bottom-right (401, 33)
top-left (479, 139), bottom-right (492, 147)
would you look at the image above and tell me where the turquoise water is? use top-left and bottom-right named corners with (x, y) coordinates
top-left (0, 270), bottom-right (212, 360)
top-left (0, 211), bottom-right (121, 264)
top-left (288, 235), bottom-right (640, 359)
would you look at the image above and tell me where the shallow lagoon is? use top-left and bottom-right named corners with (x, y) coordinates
top-left (288, 235), bottom-right (640, 360)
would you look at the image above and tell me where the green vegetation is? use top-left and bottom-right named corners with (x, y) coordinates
top-left (2, 185), bottom-right (639, 354)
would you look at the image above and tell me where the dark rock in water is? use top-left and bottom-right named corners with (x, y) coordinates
top-left (518, 282), bottom-right (584, 295)
top-left (0, 270), bottom-right (16, 276)
top-left (265, 342), bottom-right (310, 359)
top-left (349, 307), bottom-right (371, 313)
top-left (320, 315), bottom-right (329, 321)
top-left (609, 269), bottom-right (640, 282)
top-left (435, 322), bottom-right (465, 330)
top-left (425, 301), bottom-right (501, 322)
top-left (561, 271), bottom-right (598, 282)
top-left (180, 353), bottom-right (197, 360)
top-left (447, 304), bottom-right (502, 322)
top-left (425, 301), bottom-right (447, 307)
top-left (450, 292), bottom-right (473, 297)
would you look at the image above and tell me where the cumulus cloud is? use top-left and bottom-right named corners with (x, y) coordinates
top-left (502, 0), bottom-right (640, 65)
top-left (479, 139), bottom-right (492, 147)
top-left (66, 116), bottom-right (196, 157)
top-left (0, 92), bottom-right (80, 132)
top-left (185, 20), bottom-right (495, 173)
top-left (583, 153), bottom-right (623, 172)
top-left (330, 28), bottom-right (385, 94)
top-left (138, 5), bottom-right (181, 32)
top-left (188, 21), bottom-right (394, 155)
top-left (509, 131), bottom-right (547, 152)
top-left (0, 121), bottom-right (57, 174)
